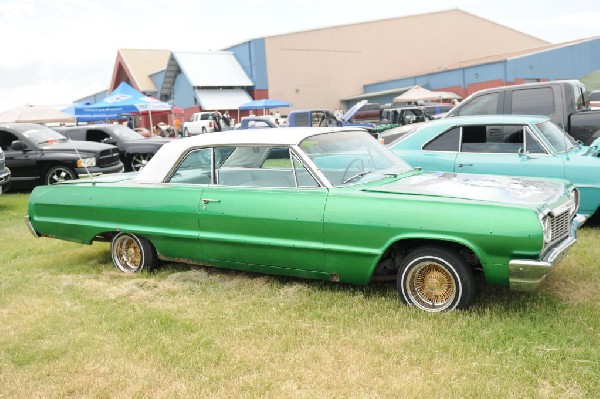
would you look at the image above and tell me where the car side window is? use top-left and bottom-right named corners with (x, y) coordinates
top-left (0, 131), bottom-right (20, 151)
top-left (168, 148), bottom-right (213, 184)
top-left (217, 146), bottom-right (297, 188)
top-left (423, 127), bottom-right (460, 151)
top-left (457, 93), bottom-right (500, 116)
top-left (524, 129), bottom-right (545, 154)
top-left (511, 88), bottom-right (555, 116)
top-left (292, 155), bottom-right (319, 187)
top-left (460, 125), bottom-right (542, 154)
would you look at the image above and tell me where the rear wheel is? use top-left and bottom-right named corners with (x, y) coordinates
top-left (183, 128), bottom-right (189, 137)
top-left (130, 153), bottom-right (153, 171)
top-left (201, 127), bottom-right (207, 134)
top-left (397, 246), bottom-right (476, 312)
top-left (110, 232), bottom-right (159, 273)
top-left (45, 165), bottom-right (76, 185)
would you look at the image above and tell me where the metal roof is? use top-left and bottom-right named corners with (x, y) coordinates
top-left (117, 49), bottom-right (171, 92)
top-left (174, 51), bottom-right (253, 87)
top-left (194, 89), bottom-right (252, 111)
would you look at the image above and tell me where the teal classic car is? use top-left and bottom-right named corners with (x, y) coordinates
top-left (389, 115), bottom-right (600, 217)
top-left (26, 128), bottom-right (581, 312)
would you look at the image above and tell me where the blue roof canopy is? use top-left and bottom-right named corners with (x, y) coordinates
top-left (78, 82), bottom-right (171, 116)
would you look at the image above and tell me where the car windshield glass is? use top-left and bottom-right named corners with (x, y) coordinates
top-left (21, 126), bottom-right (68, 144)
top-left (535, 121), bottom-right (575, 152)
top-left (107, 125), bottom-right (145, 141)
top-left (299, 130), bottom-right (411, 186)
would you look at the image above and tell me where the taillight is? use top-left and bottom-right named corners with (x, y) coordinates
top-left (209, 121), bottom-right (213, 128)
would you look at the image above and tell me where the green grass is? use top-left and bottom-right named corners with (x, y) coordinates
top-left (1, 193), bottom-right (599, 398)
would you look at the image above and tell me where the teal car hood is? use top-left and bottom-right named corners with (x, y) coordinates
top-left (362, 172), bottom-right (567, 208)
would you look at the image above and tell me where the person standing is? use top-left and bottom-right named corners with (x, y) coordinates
top-left (222, 111), bottom-right (231, 131)
top-left (213, 112), bottom-right (222, 132)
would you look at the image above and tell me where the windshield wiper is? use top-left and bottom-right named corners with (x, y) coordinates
top-left (342, 170), bottom-right (373, 184)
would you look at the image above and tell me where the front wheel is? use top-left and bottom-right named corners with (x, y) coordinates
top-left (183, 128), bottom-right (189, 137)
top-left (397, 246), bottom-right (476, 312)
top-left (110, 232), bottom-right (159, 273)
top-left (45, 165), bottom-right (76, 185)
top-left (130, 153), bottom-right (153, 171)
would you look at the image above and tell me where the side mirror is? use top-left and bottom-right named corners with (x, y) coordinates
top-left (11, 140), bottom-right (27, 151)
top-left (102, 138), bottom-right (117, 145)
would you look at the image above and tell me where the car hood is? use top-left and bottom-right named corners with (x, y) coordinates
top-left (131, 137), bottom-right (173, 145)
top-left (362, 171), bottom-right (567, 209)
top-left (40, 140), bottom-right (115, 153)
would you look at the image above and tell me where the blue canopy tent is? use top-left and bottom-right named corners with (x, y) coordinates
top-left (62, 103), bottom-right (127, 123)
top-left (75, 82), bottom-right (171, 127)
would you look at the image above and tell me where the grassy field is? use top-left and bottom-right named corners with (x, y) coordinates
top-left (1, 193), bottom-right (599, 398)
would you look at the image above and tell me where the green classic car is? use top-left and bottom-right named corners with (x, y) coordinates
top-left (26, 128), bottom-right (582, 312)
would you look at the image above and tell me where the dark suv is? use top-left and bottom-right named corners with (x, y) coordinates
top-left (55, 124), bottom-right (172, 171)
top-left (0, 123), bottom-right (122, 190)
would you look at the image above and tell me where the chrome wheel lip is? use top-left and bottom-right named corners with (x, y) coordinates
top-left (112, 233), bottom-right (144, 273)
top-left (402, 256), bottom-right (460, 313)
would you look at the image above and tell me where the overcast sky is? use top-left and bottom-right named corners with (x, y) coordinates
top-left (0, 0), bottom-right (599, 111)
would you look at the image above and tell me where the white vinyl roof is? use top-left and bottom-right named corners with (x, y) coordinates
top-left (174, 52), bottom-right (253, 87)
top-left (194, 89), bottom-right (252, 110)
top-left (134, 127), bottom-right (361, 184)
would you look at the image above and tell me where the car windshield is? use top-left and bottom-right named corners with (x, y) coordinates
top-left (20, 126), bottom-right (68, 144)
top-left (299, 130), bottom-right (412, 186)
top-left (534, 121), bottom-right (576, 152)
top-left (107, 124), bottom-right (145, 141)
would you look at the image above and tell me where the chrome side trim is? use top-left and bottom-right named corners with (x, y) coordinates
top-left (24, 215), bottom-right (40, 238)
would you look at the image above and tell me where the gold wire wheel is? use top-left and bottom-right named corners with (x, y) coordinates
top-left (406, 260), bottom-right (457, 310)
top-left (112, 234), bottom-right (143, 272)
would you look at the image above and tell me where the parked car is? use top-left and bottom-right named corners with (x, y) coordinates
top-left (590, 90), bottom-right (600, 110)
top-left (0, 147), bottom-right (11, 193)
top-left (183, 112), bottom-right (219, 135)
top-left (351, 102), bottom-right (383, 122)
top-left (0, 123), bottom-right (123, 189)
top-left (389, 114), bottom-right (600, 217)
top-left (26, 127), bottom-right (581, 312)
top-left (445, 80), bottom-right (600, 145)
top-left (421, 103), bottom-right (454, 119)
top-left (235, 116), bottom-right (280, 129)
top-left (287, 109), bottom-right (377, 136)
top-left (54, 124), bottom-right (172, 171)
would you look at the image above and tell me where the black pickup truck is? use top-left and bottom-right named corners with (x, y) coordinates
top-left (446, 80), bottom-right (600, 145)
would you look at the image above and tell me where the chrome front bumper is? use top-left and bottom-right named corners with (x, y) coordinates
top-left (24, 215), bottom-right (40, 238)
top-left (509, 214), bottom-right (585, 292)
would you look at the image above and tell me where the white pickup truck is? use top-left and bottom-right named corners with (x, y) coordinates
top-left (183, 112), bottom-right (220, 136)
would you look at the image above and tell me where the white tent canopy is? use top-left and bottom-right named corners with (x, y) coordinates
top-left (0, 104), bottom-right (75, 123)
top-left (393, 86), bottom-right (462, 103)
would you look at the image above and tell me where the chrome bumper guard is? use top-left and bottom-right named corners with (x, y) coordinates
top-left (24, 215), bottom-right (40, 238)
top-left (509, 214), bottom-right (585, 292)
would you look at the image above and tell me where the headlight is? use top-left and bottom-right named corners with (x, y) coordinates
top-left (542, 215), bottom-right (552, 244)
top-left (77, 157), bottom-right (96, 168)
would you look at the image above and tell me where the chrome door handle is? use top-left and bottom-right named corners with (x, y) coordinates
top-left (457, 163), bottom-right (473, 167)
top-left (201, 198), bottom-right (221, 204)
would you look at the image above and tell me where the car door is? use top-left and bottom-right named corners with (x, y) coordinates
top-left (454, 124), bottom-right (565, 178)
top-left (0, 130), bottom-right (40, 182)
top-left (199, 145), bottom-right (328, 274)
top-left (399, 126), bottom-right (460, 173)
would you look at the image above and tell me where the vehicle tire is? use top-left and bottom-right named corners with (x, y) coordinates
top-left (45, 165), bottom-right (76, 185)
top-left (397, 246), bottom-right (476, 312)
top-left (1, 182), bottom-right (9, 193)
top-left (201, 127), bottom-right (207, 134)
top-left (110, 232), bottom-right (159, 273)
top-left (183, 128), bottom-right (189, 137)
top-left (130, 153), bottom-right (153, 171)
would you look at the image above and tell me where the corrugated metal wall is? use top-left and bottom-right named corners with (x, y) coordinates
top-left (227, 39), bottom-right (269, 90)
top-left (259, 9), bottom-right (547, 110)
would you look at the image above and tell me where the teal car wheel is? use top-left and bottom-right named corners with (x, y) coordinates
top-left (398, 247), bottom-right (476, 312)
top-left (111, 232), bottom-right (158, 273)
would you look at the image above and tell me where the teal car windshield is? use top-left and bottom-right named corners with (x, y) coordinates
top-left (535, 121), bottom-right (576, 152)
top-left (299, 130), bottom-right (411, 186)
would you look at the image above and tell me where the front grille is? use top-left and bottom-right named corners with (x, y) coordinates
top-left (98, 148), bottom-right (121, 167)
top-left (550, 210), bottom-right (571, 244)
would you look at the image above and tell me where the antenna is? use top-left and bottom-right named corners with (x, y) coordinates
top-left (68, 138), bottom-right (96, 184)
